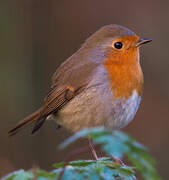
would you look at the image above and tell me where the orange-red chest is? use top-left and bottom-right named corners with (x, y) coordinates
top-left (104, 48), bottom-right (143, 100)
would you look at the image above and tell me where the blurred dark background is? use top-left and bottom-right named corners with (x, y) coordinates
top-left (0, 0), bottom-right (169, 179)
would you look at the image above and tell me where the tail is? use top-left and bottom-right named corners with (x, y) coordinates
top-left (8, 108), bottom-right (45, 137)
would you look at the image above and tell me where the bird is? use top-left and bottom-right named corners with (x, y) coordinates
top-left (8, 24), bottom-right (151, 159)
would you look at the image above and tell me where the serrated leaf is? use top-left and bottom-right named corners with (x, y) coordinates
top-left (59, 127), bottom-right (161, 180)
top-left (2, 127), bottom-right (161, 180)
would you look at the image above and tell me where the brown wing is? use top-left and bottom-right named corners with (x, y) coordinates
top-left (31, 61), bottom-right (97, 133)
top-left (31, 84), bottom-right (86, 134)
top-left (9, 54), bottom-right (98, 136)
top-left (8, 84), bottom-right (86, 136)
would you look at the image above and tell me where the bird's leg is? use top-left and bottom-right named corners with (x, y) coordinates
top-left (112, 156), bottom-right (125, 166)
top-left (88, 138), bottom-right (98, 160)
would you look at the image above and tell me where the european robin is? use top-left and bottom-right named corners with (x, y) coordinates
top-left (9, 24), bottom-right (151, 158)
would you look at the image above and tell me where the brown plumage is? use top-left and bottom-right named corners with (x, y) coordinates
top-left (9, 86), bottom-right (79, 136)
top-left (8, 24), bottom-right (151, 136)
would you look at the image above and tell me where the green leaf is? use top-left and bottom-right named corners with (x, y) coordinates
top-left (1, 170), bottom-right (33, 180)
top-left (59, 127), bottom-right (110, 149)
top-left (2, 127), bottom-right (161, 180)
top-left (93, 135), bottom-right (129, 158)
top-left (53, 162), bottom-right (65, 168)
top-left (37, 169), bottom-right (58, 179)
top-left (59, 127), bottom-right (161, 180)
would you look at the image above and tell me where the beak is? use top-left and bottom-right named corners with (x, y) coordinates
top-left (136, 38), bottom-right (152, 47)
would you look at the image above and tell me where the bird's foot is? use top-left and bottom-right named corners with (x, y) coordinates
top-left (112, 156), bottom-right (125, 166)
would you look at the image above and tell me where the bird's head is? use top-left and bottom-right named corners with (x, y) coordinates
top-left (84, 25), bottom-right (152, 99)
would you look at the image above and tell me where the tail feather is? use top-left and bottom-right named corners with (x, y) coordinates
top-left (8, 108), bottom-right (42, 137)
top-left (31, 118), bottom-right (46, 134)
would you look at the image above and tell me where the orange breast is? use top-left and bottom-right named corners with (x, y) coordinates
top-left (104, 48), bottom-right (143, 99)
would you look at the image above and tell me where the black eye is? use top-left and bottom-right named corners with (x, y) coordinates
top-left (114, 42), bottom-right (123, 49)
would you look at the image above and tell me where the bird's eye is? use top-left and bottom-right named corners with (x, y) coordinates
top-left (114, 42), bottom-right (123, 49)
